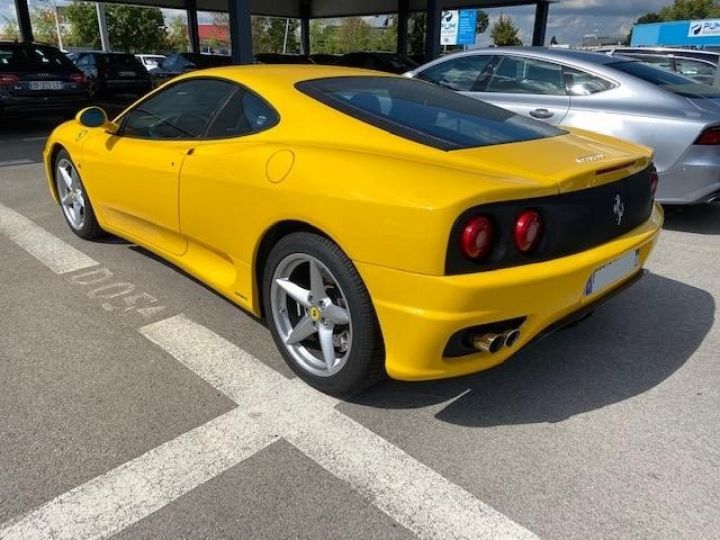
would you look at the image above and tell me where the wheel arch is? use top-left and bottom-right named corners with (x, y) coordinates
top-left (46, 143), bottom-right (67, 203)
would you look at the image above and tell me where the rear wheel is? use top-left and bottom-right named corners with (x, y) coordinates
top-left (263, 233), bottom-right (385, 396)
top-left (54, 150), bottom-right (104, 240)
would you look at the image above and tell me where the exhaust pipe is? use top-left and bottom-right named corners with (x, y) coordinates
top-left (503, 329), bottom-right (521, 348)
top-left (472, 333), bottom-right (505, 354)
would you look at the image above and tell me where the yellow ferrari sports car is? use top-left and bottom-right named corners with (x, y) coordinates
top-left (44, 65), bottom-right (663, 395)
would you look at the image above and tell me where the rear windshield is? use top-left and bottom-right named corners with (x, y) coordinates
top-left (296, 76), bottom-right (565, 150)
top-left (610, 60), bottom-right (720, 98)
top-left (0, 44), bottom-right (75, 71)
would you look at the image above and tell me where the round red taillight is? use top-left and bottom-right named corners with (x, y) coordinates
top-left (649, 167), bottom-right (659, 197)
top-left (460, 215), bottom-right (494, 260)
top-left (514, 210), bottom-right (543, 253)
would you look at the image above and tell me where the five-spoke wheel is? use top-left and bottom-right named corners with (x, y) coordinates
top-left (264, 232), bottom-right (385, 395)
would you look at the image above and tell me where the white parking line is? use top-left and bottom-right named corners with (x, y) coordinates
top-left (21, 137), bottom-right (47, 142)
top-left (140, 315), bottom-right (536, 540)
top-left (0, 408), bottom-right (277, 540)
top-left (0, 202), bottom-right (98, 274)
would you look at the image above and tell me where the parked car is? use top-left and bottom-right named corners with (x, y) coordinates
top-left (309, 53), bottom-right (341, 65)
top-left (409, 47), bottom-right (720, 204)
top-left (0, 41), bottom-right (91, 118)
top-left (135, 54), bottom-right (166, 72)
top-left (338, 52), bottom-right (418, 74)
top-left (45, 65), bottom-right (662, 394)
top-left (597, 47), bottom-right (717, 86)
top-left (149, 53), bottom-right (232, 86)
top-left (255, 53), bottom-right (314, 64)
top-left (72, 52), bottom-right (152, 96)
top-left (597, 46), bottom-right (719, 65)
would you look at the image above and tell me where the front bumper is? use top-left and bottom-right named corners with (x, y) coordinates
top-left (357, 204), bottom-right (664, 381)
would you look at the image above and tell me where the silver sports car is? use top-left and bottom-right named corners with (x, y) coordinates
top-left (408, 48), bottom-right (720, 204)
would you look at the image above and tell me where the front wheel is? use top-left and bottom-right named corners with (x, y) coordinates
top-left (54, 150), bottom-right (104, 240)
top-left (263, 232), bottom-right (385, 396)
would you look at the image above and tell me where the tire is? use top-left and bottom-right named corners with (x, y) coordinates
top-left (54, 150), bottom-right (104, 240)
top-left (263, 232), bottom-right (385, 396)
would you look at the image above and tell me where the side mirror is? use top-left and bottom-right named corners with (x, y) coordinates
top-left (75, 106), bottom-right (118, 134)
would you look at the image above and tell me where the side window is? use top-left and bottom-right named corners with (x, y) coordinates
top-left (206, 89), bottom-right (279, 138)
top-left (416, 55), bottom-right (494, 91)
top-left (673, 58), bottom-right (716, 86)
top-left (161, 56), bottom-right (176, 71)
top-left (629, 54), bottom-right (674, 72)
top-left (485, 56), bottom-right (566, 95)
top-left (76, 55), bottom-right (88, 66)
top-left (121, 79), bottom-right (236, 140)
top-left (564, 67), bottom-right (616, 96)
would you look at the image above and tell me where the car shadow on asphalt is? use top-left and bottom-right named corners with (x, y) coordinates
top-left (662, 203), bottom-right (720, 235)
top-left (350, 272), bottom-right (715, 427)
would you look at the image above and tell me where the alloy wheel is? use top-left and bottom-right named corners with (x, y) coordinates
top-left (56, 158), bottom-right (85, 230)
top-left (270, 254), bottom-right (352, 377)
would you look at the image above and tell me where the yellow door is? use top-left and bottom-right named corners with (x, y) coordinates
top-left (81, 131), bottom-right (192, 256)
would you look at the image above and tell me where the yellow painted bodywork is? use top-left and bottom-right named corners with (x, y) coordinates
top-left (44, 65), bottom-right (663, 381)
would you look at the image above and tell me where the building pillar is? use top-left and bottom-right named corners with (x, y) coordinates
top-left (13, 0), bottom-right (33, 42)
top-left (228, 0), bottom-right (253, 64)
top-left (96, 3), bottom-right (110, 52)
top-left (424, 0), bottom-right (441, 62)
top-left (300, 0), bottom-right (311, 55)
top-left (532, 1), bottom-right (550, 46)
top-left (186, 0), bottom-right (200, 53)
top-left (397, 0), bottom-right (408, 56)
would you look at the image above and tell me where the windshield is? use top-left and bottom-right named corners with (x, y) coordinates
top-left (0, 44), bottom-right (75, 71)
top-left (610, 60), bottom-right (720, 98)
top-left (296, 76), bottom-right (565, 151)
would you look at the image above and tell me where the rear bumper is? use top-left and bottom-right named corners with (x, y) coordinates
top-left (657, 145), bottom-right (720, 204)
top-left (0, 94), bottom-right (91, 116)
top-left (357, 204), bottom-right (664, 381)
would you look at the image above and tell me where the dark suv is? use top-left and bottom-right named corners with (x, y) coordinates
top-left (0, 41), bottom-right (91, 118)
top-left (73, 52), bottom-right (152, 96)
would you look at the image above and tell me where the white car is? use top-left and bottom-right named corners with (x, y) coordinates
top-left (135, 54), bottom-right (166, 72)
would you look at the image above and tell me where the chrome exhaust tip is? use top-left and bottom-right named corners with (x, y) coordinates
top-left (472, 333), bottom-right (505, 354)
top-left (503, 329), bottom-right (521, 348)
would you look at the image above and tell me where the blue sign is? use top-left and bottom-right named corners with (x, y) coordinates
top-left (457, 10), bottom-right (477, 45)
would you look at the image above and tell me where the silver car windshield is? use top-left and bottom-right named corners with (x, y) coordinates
top-left (610, 60), bottom-right (720, 99)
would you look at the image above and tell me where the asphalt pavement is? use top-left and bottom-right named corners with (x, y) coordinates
top-left (0, 115), bottom-right (718, 539)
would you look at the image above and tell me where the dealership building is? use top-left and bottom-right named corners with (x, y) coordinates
top-left (631, 19), bottom-right (720, 48)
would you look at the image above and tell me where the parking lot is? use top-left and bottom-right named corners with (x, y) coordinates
top-left (0, 115), bottom-right (719, 539)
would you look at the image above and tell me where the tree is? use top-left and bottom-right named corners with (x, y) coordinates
top-left (550, 35), bottom-right (558, 45)
top-left (165, 15), bottom-right (188, 52)
top-left (30, 7), bottom-right (62, 46)
top-left (659, 0), bottom-right (720, 20)
top-left (490, 14), bottom-right (522, 46)
top-left (408, 12), bottom-right (425, 58)
top-left (64, 1), bottom-right (167, 52)
top-left (476, 10), bottom-right (489, 34)
top-left (1, 16), bottom-right (20, 40)
top-left (636, 12), bottom-right (665, 24)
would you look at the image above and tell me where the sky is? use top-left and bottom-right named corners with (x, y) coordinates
top-left (1, 0), bottom-right (675, 47)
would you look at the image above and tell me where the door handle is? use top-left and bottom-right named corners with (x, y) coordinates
top-left (530, 108), bottom-right (554, 119)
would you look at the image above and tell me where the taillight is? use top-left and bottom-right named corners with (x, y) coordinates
top-left (514, 210), bottom-right (543, 253)
top-left (70, 73), bottom-right (86, 85)
top-left (649, 167), bottom-right (659, 197)
top-left (0, 74), bottom-right (19, 86)
top-left (460, 215), bottom-right (494, 260)
top-left (694, 127), bottom-right (720, 145)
